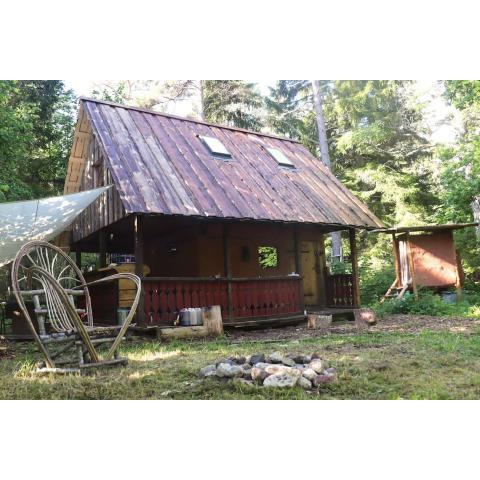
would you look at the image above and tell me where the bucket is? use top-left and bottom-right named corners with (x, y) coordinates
top-left (441, 291), bottom-right (457, 304)
top-left (117, 307), bottom-right (130, 325)
top-left (179, 308), bottom-right (203, 326)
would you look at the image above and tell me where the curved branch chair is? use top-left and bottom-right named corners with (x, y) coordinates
top-left (11, 241), bottom-right (141, 373)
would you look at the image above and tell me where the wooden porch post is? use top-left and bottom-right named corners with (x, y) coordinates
top-left (99, 230), bottom-right (107, 268)
top-left (75, 251), bottom-right (82, 269)
top-left (223, 223), bottom-right (233, 321)
top-left (349, 228), bottom-right (361, 308)
top-left (406, 236), bottom-right (419, 300)
top-left (293, 225), bottom-right (305, 310)
top-left (134, 214), bottom-right (145, 324)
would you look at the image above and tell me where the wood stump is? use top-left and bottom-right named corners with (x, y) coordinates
top-left (202, 305), bottom-right (224, 336)
top-left (307, 314), bottom-right (332, 333)
top-left (354, 308), bottom-right (377, 331)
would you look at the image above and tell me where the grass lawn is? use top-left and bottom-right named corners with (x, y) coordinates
top-left (2, 316), bottom-right (480, 399)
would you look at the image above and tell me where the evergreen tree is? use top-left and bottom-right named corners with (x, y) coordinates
top-left (267, 80), bottom-right (437, 227)
top-left (202, 81), bottom-right (264, 131)
top-left (0, 80), bottom-right (76, 201)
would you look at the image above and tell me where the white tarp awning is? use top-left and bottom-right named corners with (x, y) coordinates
top-left (0, 186), bottom-right (109, 267)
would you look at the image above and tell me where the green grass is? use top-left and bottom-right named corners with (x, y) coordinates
top-left (2, 325), bottom-right (480, 399)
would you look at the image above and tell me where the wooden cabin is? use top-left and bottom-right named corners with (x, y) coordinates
top-left (380, 224), bottom-right (475, 301)
top-left (63, 98), bottom-right (384, 328)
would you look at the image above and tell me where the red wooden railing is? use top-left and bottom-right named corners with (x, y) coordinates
top-left (142, 276), bottom-right (303, 326)
top-left (325, 273), bottom-right (354, 307)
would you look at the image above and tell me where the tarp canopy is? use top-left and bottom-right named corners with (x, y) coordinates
top-left (0, 186), bottom-right (109, 267)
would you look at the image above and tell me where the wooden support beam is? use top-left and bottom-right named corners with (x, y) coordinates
top-left (392, 233), bottom-right (401, 287)
top-left (293, 225), bottom-right (305, 310)
top-left (134, 215), bottom-right (145, 325)
top-left (317, 233), bottom-right (327, 307)
top-left (349, 228), bottom-right (361, 308)
top-left (406, 236), bottom-right (418, 300)
top-left (75, 251), bottom-right (82, 269)
top-left (293, 225), bottom-right (301, 275)
top-left (223, 223), bottom-right (233, 322)
top-left (98, 230), bottom-right (107, 268)
top-left (454, 248), bottom-right (463, 302)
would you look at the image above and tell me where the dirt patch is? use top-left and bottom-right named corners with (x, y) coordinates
top-left (226, 314), bottom-right (480, 343)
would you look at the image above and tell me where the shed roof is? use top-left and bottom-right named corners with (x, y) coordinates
top-left (373, 223), bottom-right (479, 234)
top-left (67, 98), bottom-right (384, 229)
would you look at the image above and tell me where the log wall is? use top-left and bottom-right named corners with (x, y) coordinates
top-left (72, 136), bottom-right (126, 242)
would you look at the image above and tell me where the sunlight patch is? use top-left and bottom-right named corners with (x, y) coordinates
top-left (130, 350), bottom-right (181, 362)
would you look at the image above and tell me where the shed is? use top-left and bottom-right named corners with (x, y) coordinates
top-left (62, 98), bottom-right (384, 328)
top-left (377, 223), bottom-right (476, 301)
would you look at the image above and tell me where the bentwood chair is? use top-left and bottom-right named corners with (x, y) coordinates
top-left (11, 240), bottom-right (141, 373)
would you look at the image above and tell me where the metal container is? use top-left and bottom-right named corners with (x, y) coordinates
top-left (441, 291), bottom-right (457, 304)
top-left (117, 307), bottom-right (130, 325)
top-left (179, 308), bottom-right (203, 326)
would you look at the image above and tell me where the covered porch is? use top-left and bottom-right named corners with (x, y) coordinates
top-left (71, 214), bottom-right (361, 328)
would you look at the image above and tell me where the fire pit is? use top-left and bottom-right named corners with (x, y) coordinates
top-left (199, 351), bottom-right (336, 390)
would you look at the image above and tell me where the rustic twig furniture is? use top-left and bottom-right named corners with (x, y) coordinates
top-left (11, 241), bottom-right (141, 373)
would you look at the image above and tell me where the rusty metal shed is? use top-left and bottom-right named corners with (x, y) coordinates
top-left (376, 223), bottom-right (477, 301)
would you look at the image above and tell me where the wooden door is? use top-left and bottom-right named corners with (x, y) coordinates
top-left (301, 241), bottom-right (320, 305)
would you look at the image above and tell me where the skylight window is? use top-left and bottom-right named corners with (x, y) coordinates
top-left (266, 147), bottom-right (295, 168)
top-left (199, 135), bottom-right (231, 159)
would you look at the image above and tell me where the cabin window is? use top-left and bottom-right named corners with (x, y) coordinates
top-left (199, 135), bottom-right (232, 159)
top-left (241, 245), bottom-right (251, 262)
top-left (266, 147), bottom-right (295, 168)
top-left (258, 246), bottom-right (278, 269)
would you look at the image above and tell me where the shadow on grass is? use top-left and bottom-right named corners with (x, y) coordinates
top-left (1, 330), bottom-right (480, 399)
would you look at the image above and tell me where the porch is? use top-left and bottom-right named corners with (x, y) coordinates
top-left (73, 214), bottom-right (360, 329)
top-left (86, 270), bottom-right (357, 328)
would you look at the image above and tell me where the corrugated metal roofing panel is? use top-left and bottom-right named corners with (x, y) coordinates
top-left (81, 98), bottom-right (384, 229)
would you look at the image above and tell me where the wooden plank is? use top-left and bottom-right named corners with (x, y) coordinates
top-left (406, 236), bottom-right (418, 299)
top-left (129, 110), bottom-right (199, 215)
top-left (134, 214), bottom-right (145, 324)
top-left (156, 325), bottom-right (208, 340)
top-left (349, 228), bottom-right (361, 308)
top-left (170, 118), bottom-right (246, 217)
top-left (145, 114), bottom-right (221, 217)
top-left (223, 223), bottom-right (233, 321)
top-left (98, 230), bottom-right (107, 268)
top-left (192, 122), bottom-right (274, 220)
top-left (293, 225), bottom-right (305, 311)
top-left (392, 233), bottom-right (401, 286)
top-left (84, 102), bottom-right (144, 213)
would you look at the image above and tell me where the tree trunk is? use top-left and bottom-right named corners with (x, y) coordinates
top-left (312, 80), bottom-right (331, 169)
top-left (311, 80), bottom-right (342, 261)
top-left (198, 80), bottom-right (206, 121)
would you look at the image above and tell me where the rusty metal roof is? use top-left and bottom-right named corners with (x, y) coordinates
top-left (80, 98), bottom-right (384, 229)
top-left (374, 222), bottom-right (478, 234)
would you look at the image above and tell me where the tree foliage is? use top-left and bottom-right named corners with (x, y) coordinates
top-left (4, 78), bottom-right (480, 292)
top-left (267, 81), bottom-right (437, 227)
top-left (0, 80), bottom-right (76, 202)
top-left (203, 81), bottom-right (263, 131)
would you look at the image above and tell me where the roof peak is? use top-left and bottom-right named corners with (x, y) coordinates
top-left (79, 97), bottom-right (301, 144)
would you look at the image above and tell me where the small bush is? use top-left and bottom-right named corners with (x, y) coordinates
top-left (360, 265), bottom-right (396, 306)
top-left (373, 289), bottom-right (480, 318)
